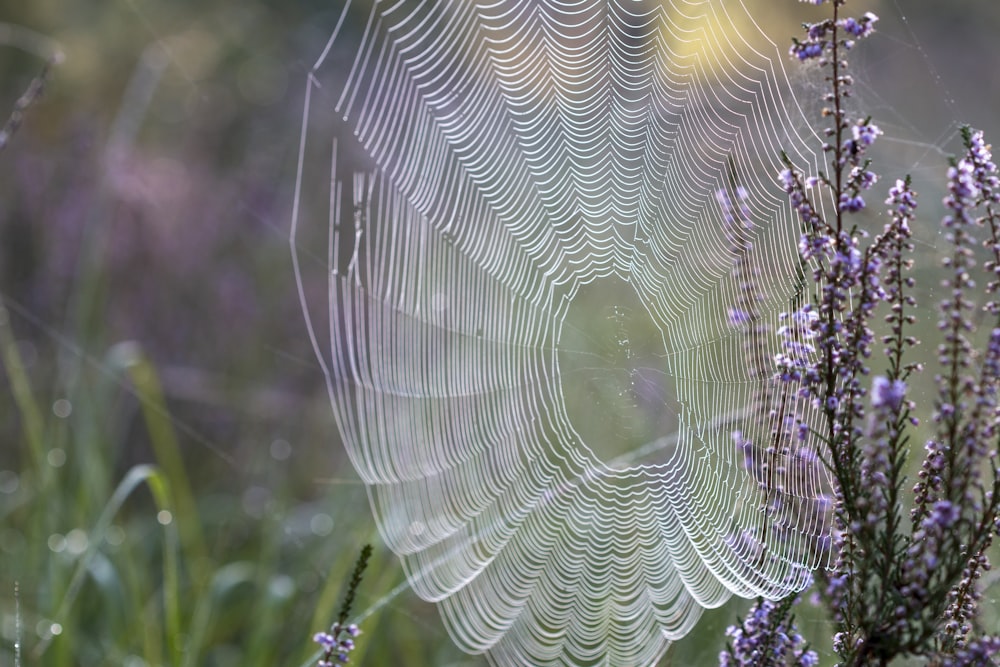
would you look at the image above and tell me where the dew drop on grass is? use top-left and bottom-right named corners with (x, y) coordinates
top-left (0, 470), bottom-right (18, 494)
top-left (65, 528), bottom-right (88, 555)
top-left (105, 525), bottom-right (126, 546)
top-left (269, 574), bottom-right (295, 599)
top-left (309, 512), bottom-right (333, 536)
top-left (51, 398), bottom-right (72, 418)
top-left (156, 510), bottom-right (172, 525)
top-left (35, 621), bottom-right (61, 638)
top-left (269, 438), bottom-right (292, 461)
top-left (46, 448), bottom-right (66, 467)
top-left (47, 534), bottom-right (66, 553)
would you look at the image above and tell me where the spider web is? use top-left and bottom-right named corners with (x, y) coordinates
top-left (291, 1), bottom-right (832, 664)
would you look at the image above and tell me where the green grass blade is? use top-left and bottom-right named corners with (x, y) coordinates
top-left (30, 464), bottom-right (181, 664)
top-left (181, 561), bottom-right (257, 667)
top-left (111, 343), bottom-right (209, 586)
top-left (0, 299), bottom-right (48, 480)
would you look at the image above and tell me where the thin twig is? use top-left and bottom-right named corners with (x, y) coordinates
top-left (0, 57), bottom-right (57, 153)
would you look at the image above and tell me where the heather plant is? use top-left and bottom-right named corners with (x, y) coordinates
top-left (722, 1), bottom-right (1000, 665)
top-left (720, 596), bottom-right (818, 667)
top-left (312, 544), bottom-right (371, 666)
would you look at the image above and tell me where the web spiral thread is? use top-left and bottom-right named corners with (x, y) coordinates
top-left (291, 1), bottom-right (832, 665)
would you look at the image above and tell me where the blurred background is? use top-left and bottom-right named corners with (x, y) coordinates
top-left (1, 1), bottom-right (999, 665)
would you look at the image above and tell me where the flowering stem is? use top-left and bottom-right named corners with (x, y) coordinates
top-left (830, 0), bottom-right (845, 236)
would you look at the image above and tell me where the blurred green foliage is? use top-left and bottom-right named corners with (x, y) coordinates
top-left (0, 1), bottom-right (467, 664)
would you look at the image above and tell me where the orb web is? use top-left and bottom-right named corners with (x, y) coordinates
top-left (291, 1), bottom-right (833, 665)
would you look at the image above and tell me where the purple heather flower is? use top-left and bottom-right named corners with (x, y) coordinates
top-left (814, 494), bottom-right (832, 512)
top-left (871, 376), bottom-right (906, 412)
top-left (720, 598), bottom-right (818, 667)
top-left (946, 160), bottom-right (980, 207)
top-left (852, 120), bottom-right (882, 148)
top-left (314, 622), bottom-right (362, 666)
top-left (886, 178), bottom-right (918, 222)
top-left (796, 421), bottom-right (811, 443)
top-left (834, 245), bottom-right (862, 274)
top-left (886, 179), bottom-right (917, 206)
top-left (839, 193), bottom-right (866, 213)
top-left (839, 13), bottom-right (878, 39)
top-left (717, 185), bottom-right (756, 242)
top-left (968, 130), bottom-right (994, 165)
top-left (733, 431), bottom-right (758, 477)
top-left (851, 167), bottom-right (878, 190)
top-left (930, 500), bottom-right (960, 528)
top-left (728, 307), bottom-right (751, 326)
top-left (798, 651), bottom-right (819, 667)
top-left (779, 168), bottom-right (795, 192)
top-left (807, 23), bottom-right (830, 40)
top-left (939, 635), bottom-right (1000, 666)
top-left (791, 40), bottom-right (825, 61)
